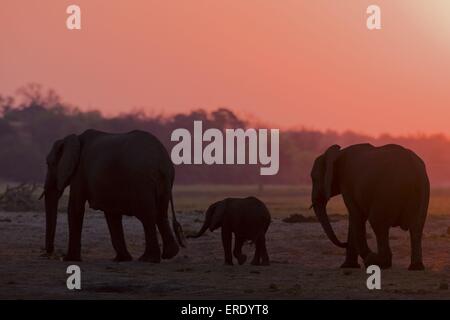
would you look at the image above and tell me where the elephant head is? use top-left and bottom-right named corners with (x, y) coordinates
top-left (188, 200), bottom-right (227, 238)
top-left (310, 144), bottom-right (347, 248)
top-left (40, 134), bottom-right (80, 254)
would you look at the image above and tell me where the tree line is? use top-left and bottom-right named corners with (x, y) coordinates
top-left (1, 84), bottom-right (449, 186)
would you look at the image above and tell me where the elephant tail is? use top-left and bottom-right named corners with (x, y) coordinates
top-left (187, 219), bottom-right (209, 238)
top-left (170, 193), bottom-right (186, 248)
top-left (412, 156), bottom-right (430, 230)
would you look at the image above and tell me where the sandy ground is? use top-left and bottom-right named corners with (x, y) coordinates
top-left (0, 210), bottom-right (449, 299)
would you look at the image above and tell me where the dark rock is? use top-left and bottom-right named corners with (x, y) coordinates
top-left (439, 282), bottom-right (448, 290)
top-left (282, 214), bottom-right (317, 223)
top-left (268, 283), bottom-right (279, 291)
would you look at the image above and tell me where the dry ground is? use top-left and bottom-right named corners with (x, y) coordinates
top-left (0, 185), bottom-right (448, 299)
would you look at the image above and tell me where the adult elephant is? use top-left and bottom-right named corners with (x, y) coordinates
top-left (310, 144), bottom-right (429, 270)
top-left (41, 129), bottom-right (185, 263)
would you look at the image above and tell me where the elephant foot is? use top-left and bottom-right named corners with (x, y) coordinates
top-left (250, 259), bottom-right (260, 266)
top-left (363, 252), bottom-right (379, 268)
top-left (260, 259), bottom-right (270, 266)
top-left (237, 254), bottom-right (247, 265)
top-left (161, 243), bottom-right (179, 260)
top-left (340, 260), bottom-right (361, 269)
top-left (138, 254), bottom-right (161, 263)
top-left (44, 247), bottom-right (54, 256)
top-left (63, 254), bottom-right (82, 262)
top-left (224, 260), bottom-right (234, 266)
top-left (113, 253), bottom-right (132, 262)
top-left (408, 262), bottom-right (425, 271)
top-left (40, 252), bottom-right (53, 259)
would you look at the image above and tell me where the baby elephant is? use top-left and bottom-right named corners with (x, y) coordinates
top-left (189, 197), bottom-right (271, 266)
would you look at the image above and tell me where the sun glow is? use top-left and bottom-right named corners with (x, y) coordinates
top-left (408, 1), bottom-right (450, 42)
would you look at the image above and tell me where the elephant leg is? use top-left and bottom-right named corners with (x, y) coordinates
top-left (259, 235), bottom-right (270, 266)
top-left (341, 224), bottom-right (361, 268)
top-left (222, 228), bottom-right (233, 265)
top-left (251, 235), bottom-right (269, 266)
top-left (156, 196), bottom-right (179, 260)
top-left (408, 225), bottom-right (425, 270)
top-left (251, 238), bottom-right (261, 265)
top-left (366, 223), bottom-right (392, 269)
top-left (233, 236), bottom-right (247, 265)
top-left (104, 213), bottom-right (132, 262)
top-left (350, 215), bottom-right (371, 261)
top-left (138, 201), bottom-right (161, 263)
top-left (343, 198), bottom-right (371, 263)
top-left (64, 191), bottom-right (85, 261)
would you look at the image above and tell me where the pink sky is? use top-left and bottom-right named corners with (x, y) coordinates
top-left (2, 1), bottom-right (450, 135)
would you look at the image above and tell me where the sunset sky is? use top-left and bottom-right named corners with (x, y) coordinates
top-left (1, 1), bottom-right (450, 135)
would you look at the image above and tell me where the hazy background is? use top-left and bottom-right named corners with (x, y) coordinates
top-left (2, 1), bottom-right (450, 184)
top-left (2, 1), bottom-right (450, 135)
top-left (0, 85), bottom-right (449, 186)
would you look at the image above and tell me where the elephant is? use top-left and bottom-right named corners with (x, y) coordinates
top-left (41, 129), bottom-right (185, 263)
top-left (310, 143), bottom-right (429, 270)
top-left (188, 197), bottom-right (271, 266)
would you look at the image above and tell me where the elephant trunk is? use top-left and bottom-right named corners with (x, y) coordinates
top-left (188, 209), bottom-right (213, 238)
top-left (44, 190), bottom-right (59, 254)
top-left (313, 203), bottom-right (347, 248)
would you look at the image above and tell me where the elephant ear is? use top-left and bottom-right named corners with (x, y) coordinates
top-left (46, 139), bottom-right (63, 166)
top-left (324, 144), bottom-right (341, 201)
top-left (55, 134), bottom-right (81, 192)
top-left (209, 200), bottom-right (227, 231)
